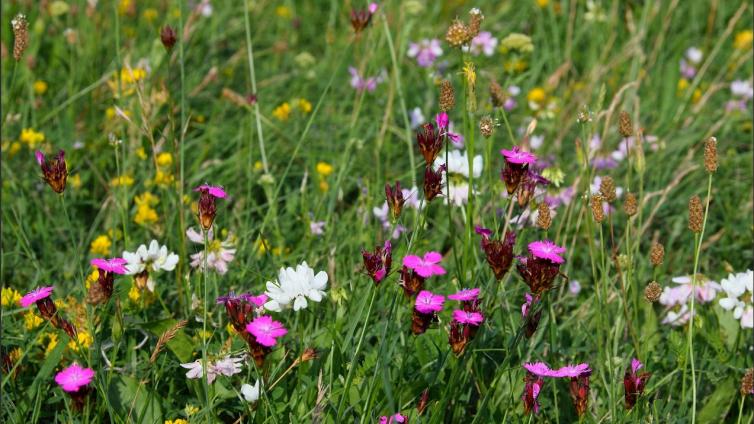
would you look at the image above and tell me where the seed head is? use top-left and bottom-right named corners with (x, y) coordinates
top-left (591, 194), bottom-right (605, 223)
top-left (741, 368), bottom-right (754, 396)
top-left (446, 19), bottom-right (470, 47)
top-left (468, 8), bottom-right (484, 39)
top-left (536, 202), bottom-right (552, 230)
top-left (11, 14), bottom-right (29, 62)
top-left (649, 242), bottom-right (664, 267)
top-left (688, 195), bottom-right (703, 233)
top-left (644, 281), bottom-right (662, 303)
top-left (479, 116), bottom-right (494, 138)
top-left (489, 80), bottom-right (506, 108)
top-left (704, 136), bottom-right (718, 173)
top-left (618, 111), bottom-right (633, 138)
top-left (599, 176), bottom-right (617, 203)
top-left (160, 25), bottom-right (177, 50)
top-left (623, 192), bottom-right (637, 216)
top-left (439, 79), bottom-right (455, 112)
top-left (300, 348), bottom-right (318, 363)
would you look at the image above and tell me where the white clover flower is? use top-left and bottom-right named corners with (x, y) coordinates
top-left (122, 240), bottom-right (179, 291)
top-left (264, 261), bottom-right (328, 312)
top-left (719, 270), bottom-right (753, 329)
top-left (241, 380), bottom-right (260, 402)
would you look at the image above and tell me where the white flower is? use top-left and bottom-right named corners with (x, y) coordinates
top-left (445, 183), bottom-right (472, 207)
top-left (731, 80), bottom-right (754, 100)
top-left (435, 150), bottom-right (483, 179)
top-left (685, 47), bottom-right (703, 64)
top-left (409, 107), bottom-right (425, 129)
top-left (122, 240), bottom-right (179, 291)
top-left (180, 360), bottom-right (215, 384)
top-left (180, 355), bottom-right (245, 385)
top-left (241, 380), bottom-right (260, 402)
top-left (264, 261), bottom-right (328, 311)
top-left (719, 270), bottom-right (753, 329)
top-left (662, 304), bottom-right (691, 327)
top-left (186, 227), bottom-right (236, 275)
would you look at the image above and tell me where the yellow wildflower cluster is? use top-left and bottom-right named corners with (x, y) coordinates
top-left (25, 311), bottom-right (44, 330)
top-left (165, 419), bottom-right (189, 424)
top-left (275, 6), bottom-right (292, 18)
top-left (85, 269), bottom-right (99, 289)
top-left (153, 152), bottom-right (175, 187)
top-left (2, 140), bottom-right (22, 158)
top-left (256, 238), bottom-right (285, 256)
top-left (316, 161), bottom-right (334, 192)
top-left (134, 192), bottom-right (159, 226)
top-left (19, 128), bottom-right (44, 149)
top-left (109, 66), bottom-right (147, 97)
top-left (90, 234), bottom-right (112, 255)
top-left (33, 80), bottom-right (48, 95)
top-left (1, 287), bottom-right (21, 307)
top-left (142, 8), bottom-right (158, 22)
top-left (184, 405), bottom-right (199, 416)
top-left (42, 332), bottom-right (58, 355)
top-left (110, 174), bottom-right (135, 187)
top-left (677, 79), bottom-right (702, 104)
top-left (272, 99), bottom-right (313, 121)
top-left (734, 30), bottom-right (753, 51)
top-left (68, 330), bottom-right (93, 352)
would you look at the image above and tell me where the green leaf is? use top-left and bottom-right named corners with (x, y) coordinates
top-left (697, 377), bottom-right (736, 423)
top-left (139, 319), bottom-right (194, 362)
top-left (106, 375), bottom-right (163, 423)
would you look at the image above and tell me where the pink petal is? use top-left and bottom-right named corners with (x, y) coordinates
top-left (402, 255), bottom-right (423, 269)
top-left (423, 251), bottom-right (442, 264)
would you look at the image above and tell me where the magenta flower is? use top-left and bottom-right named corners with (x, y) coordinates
top-left (624, 358), bottom-right (651, 409)
top-left (452, 309), bottom-right (484, 326)
top-left (216, 292), bottom-right (267, 307)
top-left (448, 288), bottom-right (480, 302)
top-left (403, 252), bottom-right (446, 278)
top-left (523, 362), bottom-right (591, 378)
top-left (500, 146), bottom-right (537, 165)
top-left (379, 413), bottom-right (406, 424)
top-left (522, 373), bottom-right (544, 414)
top-left (19, 286), bottom-right (54, 308)
top-left (527, 240), bottom-right (566, 264)
top-left (414, 290), bottom-right (445, 314)
top-left (435, 112), bottom-right (464, 146)
top-left (55, 363), bottom-right (95, 392)
top-left (246, 315), bottom-right (288, 347)
top-left (521, 293), bottom-right (535, 318)
top-left (90, 257), bottom-right (128, 274)
top-left (194, 184), bottom-right (227, 199)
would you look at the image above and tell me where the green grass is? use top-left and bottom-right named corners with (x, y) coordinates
top-left (1, 0), bottom-right (752, 422)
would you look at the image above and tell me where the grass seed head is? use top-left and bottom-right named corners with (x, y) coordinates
top-left (704, 136), bottom-right (718, 173)
top-left (688, 195), bottom-right (703, 233)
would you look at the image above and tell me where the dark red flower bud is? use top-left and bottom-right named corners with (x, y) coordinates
top-left (522, 373), bottom-right (544, 415)
top-left (475, 227), bottom-right (516, 280)
top-left (501, 161), bottom-right (528, 195)
top-left (385, 181), bottom-right (405, 221)
top-left (197, 190), bottom-right (218, 230)
top-left (569, 374), bottom-right (590, 417)
top-left (86, 270), bottom-right (115, 305)
top-left (350, 3), bottom-right (378, 33)
top-left (516, 256), bottom-right (562, 295)
top-left (362, 240), bottom-right (392, 285)
top-left (624, 360), bottom-right (651, 409)
top-left (398, 265), bottom-right (425, 298)
top-left (36, 150), bottom-right (67, 193)
top-left (160, 25), bottom-right (177, 50)
top-left (423, 165), bottom-right (445, 202)
top-left (417, 388), bottom-right (430, 415)
top-left (417, 123), bottom-right (444, 166)
top-left (411, 308), bottom-right (435, 335)
top-left (517, 170), bottom-right (550, 207)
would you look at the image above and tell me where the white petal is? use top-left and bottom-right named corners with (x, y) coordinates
top-left (293, 296), bottom-right (308, 311)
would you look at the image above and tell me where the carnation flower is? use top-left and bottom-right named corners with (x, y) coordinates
top-left (186, 227), bottom-right (236, 275)
top-left (379, 413), bottom-right (406, 424)
top-left (19, 286), bottom-right (54, 308)
top-left (264, 261), bottom-right (328, 311)
top-left (523, 362), bottom-right (591, 378)
top-left (90, 257), bottom-right (128, 274)
top-left (180, 355), bottom-right (245, 384)
top-left (55, 363), bottom-right (95, 392)
top-left (718, 270), bottom-right (753, 329)
top-left (246, 315), bottom-right (288, 347)
top-left (348, 66), bottom-right (385, 92)
top-left (448, 288), bottom-right (480, 302)
top-left (452, 309), bottom-right (484, 325)
top-left (501, 146), bottom-right (537, 165)
top-left (624, 358), bottom-right (651, 409)
top-left (403, 252), bottom-right (446, 278)
top-left (527, 240), bottom-right (566, 264)
top-left (414, 290), bottom-right (445, 314)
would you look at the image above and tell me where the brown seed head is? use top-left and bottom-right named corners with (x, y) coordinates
top-left (12, 14), bottom-right (29, 62)
top-left (468, 8), bottom-right (484, 39)
top-left (618, 111), bottom-right (633, 138)
top-left (599, 176), bottom-right (617, 203)
top-left (489, 80), bottom-right (506, 108)
top-left (688, 195), bottom-right (703, 233)
top-left (417, 388), bottom-right (430, 415)
top-left (536, 202), bottom-right (552, 230)
top-left (741, 368), bottom-right (754, 396)
top-left (704, 136), bottom-right (718, 173)
top-left (649, 242), bottom-right (664, 267)
top-left (644, 281), bottom-right (662, 303)
top-left (479, 116), bottom-right (494, 138)
top-left (623, 192), bottom-right (638, 216)
top-left (439, 79), bottom-right (455, 112)
top-left (300, 348), bottom-right (318, 363)
top-left (591, 194), bottom-right (605, 223)
top-left (160, 25), bottom-right (177, 50)
top-left (446, 19), bottom-right (470, 47)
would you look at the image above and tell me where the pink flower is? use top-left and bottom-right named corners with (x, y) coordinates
top-left (448, 288), bottom-right (480, 301)
top-left (527, 240), bottom-right (566, 264)
top-left (521, 293), bottom-right (536, 318)
top-left (407, 38), bottom-right (443, 67)
top-left (500, 146), bottom-right (537, 165)
top-left (368, 3), bottom-right (378, 13)
top-left (194, 184), bottom-right (227, 198)
top-left (246, 315), bottom-right (288, 347)
top-left (414, 290), bottom-right (445, 314)
top-left (523, 362), bottom-right (591, 378)
top-left (55, 363), bottom-right (95, 392)
top-left (379, 413), bottom-right (406, 424)
top-left (19, 286), bottom-right (54, 308)
top-left (523, 362), bottom-right (554, 377)
top-left (403, 252), bottom-right (446, 278)
top-left (348, 66), bottom-right (385, 92)
top-left (187, 227), bottom-right (236, 274)
top-left (452, 309), bottom-right (484, 326)
top-left (90, 257), bottom-right (128, 274)
top-left (465, 31), bottom-right (498, 56)
top-left (435, 113), bottom-right (464, 146)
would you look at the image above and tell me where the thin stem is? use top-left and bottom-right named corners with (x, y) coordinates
top-left (243, 0), bottom-right (269, 174)
top-left (201, 229), bottom-right (211, 415)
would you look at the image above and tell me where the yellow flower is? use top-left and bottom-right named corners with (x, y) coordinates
top-left (68, 174), bottom-right (81, 189)
top-left (165, 419), bottom-right (189, 424)
top-left (118, 0), bottom-right (134, 15)
top-left (120, 68), bottom-right (147, 85)
top-left (184, 405), bottom-right (199, 416)
top-left (156, 152), bottom-right (173, 167)
top-left (275, 6), bottom-right (292, 18)
top-left (135, 192), bottom-right (159, 207)
top-left (20, 128), bottom-right (45, 149)
top-left (272, 102), bottom-right (292, 121)
top-left (134, 204), bottom-right (159, 226)
top-left (462, 62), bottom-right (476, 87)
top-left (142, 7), bottom-right (158, 21)
top-left (677, 78), bottom-right (689, 92)
top-left (734, 30), bottom-right (753, 50)
top-left (8, 347), bottom-right (21, 365)
top-left (33, 80), bottom-right (48, 95)
top-left (1, 287), bottom-right (21, 307)
top-left (90, 235), bottom-right (112, 255)
top-left (110, 174), bottom-right (135, 187)
top-left (297, 98), bottom-right (312, 113)
top-left (526, 87), bottom-right (547, 106)
top-left (153, 169), bottom-right (174, 187)
top-left (85, 269), bottom-right (99, 289)
top-left (24, 311), bottom-right (44, 330)
top-left (535, 0), bottom-right (549, 7)
top-left (2, 141), bottom-right (22, 158)
top-left (319, 180), bottom-right (329, 192)
top-left (316, 161), bottom-right (334, 177)
top-left (541, 168), bottom-right (565, 187)
top-left (128, 284), bottom-right (141, 303)
top-left (44, 333), bottom-right (58, 355)
top-left (68, 331), bottom-right (93, 352)
top-left (226, 323), bottom-right (236, 334)
top-left (254, 161), bottom-right (264, 171)
top-left (692, 88), bottom-right (702, 104)
top-left (136, 147), bottom-right (148, 160)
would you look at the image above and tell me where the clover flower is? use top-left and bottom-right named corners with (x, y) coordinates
top-left (348, 66), bottom-right (385, 92)
top-left (186, 227), bottom-right (236, 275)
top-left (403, 252), bottom-right (446, 278)
top-left (408, 38), bottom-right (443, 67)
top-left (264, 261), bottom-right (328, 311)
top-left (122, 240), bottom-right (179, 291)
top-left (464, 31), bottom-right (497, 56)
top-left (624, 358), bottom-right (651, 410)
top-left (718, 270), bottom-right (753, 329)
top-left (246, 315), bottom-right (288, 347)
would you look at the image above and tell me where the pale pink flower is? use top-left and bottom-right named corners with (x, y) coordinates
top-left (407, 39), bottom-right (443, 67)
top-left (452, 309), bottom-right (484, 326)
top-left (521, 293), bottom-right (537, 318)
top-left (19, 286), bottom-right (54, 308)
top-left (186, 227), bottom-right (236, 275)
top-left (447, 288), bottom-right (480, 302)
top-left (403, 252), bottom-right (446, 278)
top-left (246, 315), bottom-right (288, 347)
top-left (465, 31), bottom-right (498, 56)
top-left (310, 220), bottom-right (326, 236)
top-left (90, 257), bottom-right (128, 274)
top-left (527, 240), bottom-right (566, 264)
top-left (55, 363), bottom-right (95, 392)
top-left (348, 67), bottom-right (385, 92)
top-left (414, 290), bottom-right (445, 314)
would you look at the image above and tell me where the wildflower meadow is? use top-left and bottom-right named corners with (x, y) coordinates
top-left (2, 1), bottom-right (754, 422)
